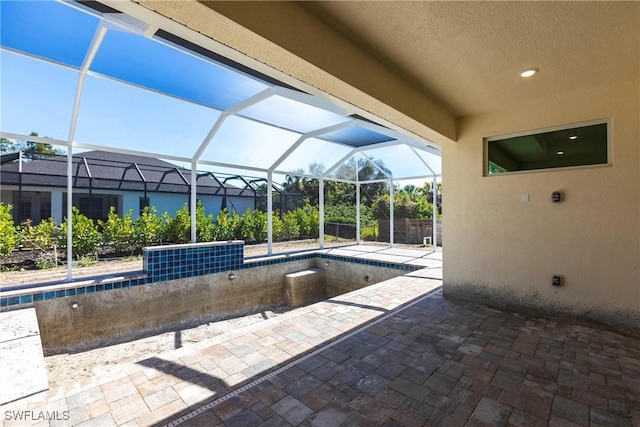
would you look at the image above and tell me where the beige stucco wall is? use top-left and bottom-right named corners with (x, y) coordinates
top-left (443, 78), bottom-right (640, 329)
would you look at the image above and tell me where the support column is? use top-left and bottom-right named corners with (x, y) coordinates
top-left (432, 176), bottom-right (438, 248)
top-left (356, 182), bottom-right (361, 245)
top-left (64, 24), bottom-right (107, 280)
top-left (406, 146), bottom-right (439, 250)
top-left (267, 172), bottom-right (273, 255)
top-left (17, 151), bottom-right (22, 223)
top-left (389, 180), bottom-right (394, 248)
top-left (319, 179), bottom-right (324, 249)
top-left (66, 149), bottom-right (73, 279)
top-left (190, 160), bottom-right (197, 243)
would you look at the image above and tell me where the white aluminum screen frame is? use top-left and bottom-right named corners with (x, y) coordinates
top-left (0, 0), bottom-right (442, 277)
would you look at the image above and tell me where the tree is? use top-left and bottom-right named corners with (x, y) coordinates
top-left (282, 165), bottom-right (322, 206)
top-left (0, 138), bottom-right (14, 153)
top-left (283, 158), bottom-right (390, 208)
top-left (403, 184), bottom-right (417, 196)
top-left (417, 181), bottom-right (442, 214)
top-left (283, 169), bottom-right (306, 194)
top-left (373, 182), bottom-right (439, 219)
top-left (357, 157), bottom-right (390, 206)
top-left (0, 132), bottom-right (62, 160)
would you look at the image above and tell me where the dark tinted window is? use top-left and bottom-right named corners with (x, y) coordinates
top-left (487, 122), bottom-right (608, 175)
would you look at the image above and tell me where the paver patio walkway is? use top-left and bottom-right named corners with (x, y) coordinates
top-left (2, 246), bottom-right (638, 426)
top-left (170, 288), bottom-right (640, 427)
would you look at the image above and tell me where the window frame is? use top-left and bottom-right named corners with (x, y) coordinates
top-left (483, 118), bottom-right (612, 177)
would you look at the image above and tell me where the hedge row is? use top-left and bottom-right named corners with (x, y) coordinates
top-left (0, 201), bottom-right (321, 259)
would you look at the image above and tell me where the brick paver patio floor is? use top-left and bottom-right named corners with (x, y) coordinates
top-left (2, 247), bottom-right (638, 426)
top-left (175, 291), bottom-right (639, 427)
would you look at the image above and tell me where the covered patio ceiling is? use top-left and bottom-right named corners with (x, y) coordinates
top-left (0, 0), bottom-right (441, 278)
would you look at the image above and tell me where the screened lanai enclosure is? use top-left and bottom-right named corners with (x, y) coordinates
top-left (0, 0), bottom-right (441, 279)
top-left (0, 149), bottom-right (305, 224)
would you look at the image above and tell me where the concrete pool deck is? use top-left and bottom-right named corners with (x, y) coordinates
top-left (2, 246), bottom-right (639, 426)
top-left (0, 308), bottom-right (49, 406)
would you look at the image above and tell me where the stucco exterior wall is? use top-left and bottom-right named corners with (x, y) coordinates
top-left (226, 196), bottom-right (255, 216)
top-left (443, 79), bottom-right (640, 330)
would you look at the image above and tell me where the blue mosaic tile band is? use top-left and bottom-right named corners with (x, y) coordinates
top-left (144, 242), bottom-right (243, 282)
top-left (243, 252), bottom-right (421, 273)
top-left (1, 243), bottom-right (424, 308)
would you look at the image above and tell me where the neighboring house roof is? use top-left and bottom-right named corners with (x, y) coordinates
top-left (0, 152), bottom-right (20, 165)
top-left (0, 150), bottom-right (255, 197)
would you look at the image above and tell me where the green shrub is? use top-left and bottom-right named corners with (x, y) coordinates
top-left (163, 204), bottom-right (190, 243)
top-left (324, 203), bottom-right (375, 226)
top-left (0, 203), bottom-right (17, 256)
top-left (195, 201), bottom-right (215, 242)
top-left (58, 207), bottom-right (101, 258)
top-left (413, 199), bottom-right (434, 219)
top-left (35, 257), bottom-right (56, 270)
top-left (77, 254), bottom-right (97, 267)
top-left (20, 217), bottom-right (58, 252)
top-left (213, 208), bottom-right (241, 240)
top-left (393, 197), bottom-right (415, 219)
top-left (271, 214), bottom-right (283, 241)
top-left (293, 205), bottom-right (319, 238)
top-left (238, 209), bottom-right (267, 243)
top-left (280, 210), bottom-right (299, 241)
top-left (163, 201), bottom-right (215, 243)
top-left (133, 206), bottom-right (164, 248)
top-left (20, 217), bottom-right (60, 267)
top-left (373, 193), bottom-right (435, 220)
top-left (100, 208), bottom-right (135, 254)
top-left (361, 224), bottom-right (378, 241)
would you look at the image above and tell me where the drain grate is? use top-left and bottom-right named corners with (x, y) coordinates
top-left (164, 285), bottom-right (442, 426)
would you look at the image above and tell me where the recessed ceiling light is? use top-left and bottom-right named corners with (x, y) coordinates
top-left (557, 151), bottom-right (565, 155)
top-left (569, 135), bottom-right (578, 140)
top-left (520, 68), bottom-right (539, 78)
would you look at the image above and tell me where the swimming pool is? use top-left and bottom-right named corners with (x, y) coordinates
top-left (1, 242), bottom-right (421, 353)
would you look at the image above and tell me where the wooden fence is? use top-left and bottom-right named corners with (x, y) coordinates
top-left (378, 219), bottom-right (442, 245)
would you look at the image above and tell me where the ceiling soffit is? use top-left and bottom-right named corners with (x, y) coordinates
top-left (300, 1), bottom-right (640, 118)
